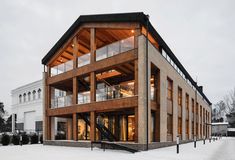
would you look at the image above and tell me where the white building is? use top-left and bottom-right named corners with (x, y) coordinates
top-left (11, 80), bottom-right (43, 133)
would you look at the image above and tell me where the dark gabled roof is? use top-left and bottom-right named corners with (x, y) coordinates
top-left (41, 12), bottom-right (212, 105)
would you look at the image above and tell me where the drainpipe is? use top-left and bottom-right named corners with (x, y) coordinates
top-left (146, 14), bottom-right (150, 151)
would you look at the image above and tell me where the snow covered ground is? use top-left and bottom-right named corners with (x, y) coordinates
top-left (0, 137), bottom-right (234, 160)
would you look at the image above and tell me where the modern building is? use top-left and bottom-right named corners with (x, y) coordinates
top-left (41, 12), bottom-right (212, 150)
top-left (11, 80), bottom-right (66, 135)
top-left (11, 80), bottom-right (43, 133)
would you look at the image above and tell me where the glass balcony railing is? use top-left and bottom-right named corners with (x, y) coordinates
top-left (50, 60), bottom-right (73, 77)
top-left (51, 95), bottom-right (72, 108)
top-left (96, 36), bottom-right (134, 61)
top-left (77, 91), bottom-right (90, 104)
top-left (77, 53), bottom-right (90, 67)
top-left (96, 83), bottom-right (134, 102)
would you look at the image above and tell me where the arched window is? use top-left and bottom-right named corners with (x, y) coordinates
top-left (38, 89), bottom-right (41, 99)
top-left (28, 92), bottom-right (31, 101)
top-left (19, 95), bottom-right (22, 103)
top-left (23, 93), bottom-right (26, 102)
top-left (33, 90), bottom-right (36, 100)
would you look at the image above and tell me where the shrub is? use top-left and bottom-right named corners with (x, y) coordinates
top-left (1, 134), bottom-right (10, 146)
top-left (30, 134), bottom-right (39, 144)
top-left (40, 135), bottom-right (43, 144)
top-left (22, 134), bottom-right (29, 144)
top-left (12, 134), bottom-right (20, 145)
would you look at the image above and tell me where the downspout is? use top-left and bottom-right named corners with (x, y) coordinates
top-left (146, 14), bottom-right (150, 151)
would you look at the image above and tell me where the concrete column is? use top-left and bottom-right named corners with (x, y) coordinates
top-left (172, 82), bottom-right (178, 141)
top-left (137, 35), bottom-right (151, 146)
top-left (182, 92), bottom-right (186, 140)
top-left (188, 98), bottom-right (192, 139)
top-left (198, 104), bottom-right (201, 139)
top-left (51, 117), bottom-right (55, 140)
top-left (159, 71), bottom-right (167, 142)
top-left (12, 113), bottom-right (15, 133)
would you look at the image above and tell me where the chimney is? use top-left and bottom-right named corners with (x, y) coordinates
top-left (199, 86), bottom-right (203, 92)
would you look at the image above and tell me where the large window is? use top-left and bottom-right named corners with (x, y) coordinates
top-left (28, 92), bottom-right (31, 101)
top-left (19, 95), bottom-right (22, 103)
top-left (167, 113), bottom-right (173, 134)
top-left (178, 87), bottom-right (182, 106)
top-left (38, 89), bottom-right (41, 99)
top-left (167, 79), bottom-right (173, 100)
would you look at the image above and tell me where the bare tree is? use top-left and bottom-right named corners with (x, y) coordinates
top-left (223, 87), bottom-right (235, 114)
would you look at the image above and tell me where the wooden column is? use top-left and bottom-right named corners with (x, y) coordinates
top-left (73, 36), bottom-right (78, 69)
top-left (90, 111), bottom-right (96, 141)
top-left (73, 113), bottom-right (78, 141)
top-left (134, 107), bottom-right (138, 143)
top-left (90, 28), bottom-right (96, 102)
top-left (90, 72), bottom-right (96, 102)
top-left (90, 28), bottom-right (96, 63)
top-left (73, 77), bottom-right (78, 105)
top-left (44, 70), bottom-right (51, 140)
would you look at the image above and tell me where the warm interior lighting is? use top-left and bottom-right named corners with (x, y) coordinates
top-left (131, 30), bottom-right (134, 33)
top-left (71, 44), bottom-right (75, 47)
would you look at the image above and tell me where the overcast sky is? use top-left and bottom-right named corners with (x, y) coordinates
top-left (0, 0), bottom-right (234, 113)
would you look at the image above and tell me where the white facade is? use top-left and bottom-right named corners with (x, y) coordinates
top-left (11, 80), bottom-right (43, 133)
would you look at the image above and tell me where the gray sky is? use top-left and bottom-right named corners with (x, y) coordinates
top-left (0, 0), bottom-right (235, 113)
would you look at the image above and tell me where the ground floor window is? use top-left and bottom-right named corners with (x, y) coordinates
top-left (78, 118), bottom-right (90, 140)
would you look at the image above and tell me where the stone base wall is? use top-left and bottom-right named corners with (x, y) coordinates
top-left (44, 139), bottom-right (198, 151)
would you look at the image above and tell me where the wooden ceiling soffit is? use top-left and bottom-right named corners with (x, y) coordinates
top-left (81, 22), bottom-right (140, 29)
top-left (47, 27), bottom-right (86, 66)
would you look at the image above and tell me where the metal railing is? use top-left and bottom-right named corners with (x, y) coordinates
top-left (77, 91), bottom-right (90, 104)
top-left (51, 95), bottom-right (72, 108)
top-left (77, 53), bottom-right (90, 67)
top-left (50, 60), bottom-right (73, 77)
top-left (96, 36), bottom-right (134, 61)
top-left (96, 83), bottom-right (134, 102)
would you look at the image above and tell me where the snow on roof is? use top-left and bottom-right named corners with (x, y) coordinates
top-left (228, 128), bottom-right (235, 131)
top-left (211, 122), bottom-right (229, 125)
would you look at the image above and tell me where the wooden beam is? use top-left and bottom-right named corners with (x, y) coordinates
top-left (47, 96), bottom-right (138, 116)
top-left (47, 49), bottom-right (137, 85)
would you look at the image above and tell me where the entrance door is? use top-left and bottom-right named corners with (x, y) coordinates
top-left (24, 111), bottom-right (36, 132)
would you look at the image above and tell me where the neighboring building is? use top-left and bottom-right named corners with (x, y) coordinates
top-left (11, 80), bottom-right (43, 133)
top-left (41, 12), bottom-right (212, 150)
top-left (211, 122), bottom-right (228, 136)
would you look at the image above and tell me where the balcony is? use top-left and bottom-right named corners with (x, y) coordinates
top-left (51, 95), bottom-right (72, 108)
top-left (50, 60), bottom-right (73, 77)
top-left (96, 83), bottom-right (134, 102)
top-left (96, 36), bottom-right (134, 61)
